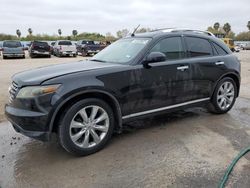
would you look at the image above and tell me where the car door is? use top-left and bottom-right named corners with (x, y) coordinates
top-left (125, 36), bottom-right (194, 115)
top-left (183, 36), bottom-right (228, 99)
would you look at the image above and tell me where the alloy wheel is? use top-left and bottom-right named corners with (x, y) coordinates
top-left (69, 105), bottom-right (110, 148)
top-left (217, 81), bottom-right (235, 110)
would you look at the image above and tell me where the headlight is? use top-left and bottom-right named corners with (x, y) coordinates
top-left (16, 84), bottom-right (61, 99)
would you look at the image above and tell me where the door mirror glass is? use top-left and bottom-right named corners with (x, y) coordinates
top-left (145, 52), bottom-right (166, 64)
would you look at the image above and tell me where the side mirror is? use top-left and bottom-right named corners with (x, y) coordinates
top-left (143, 52), bottom-right (166, 67)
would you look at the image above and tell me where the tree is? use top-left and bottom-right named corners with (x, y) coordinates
top-left (72, 30), bottom-right (78, 37)
top-left (213, 22), bottom-right (220, 31)
top-left (235, 32), bottom-right (250, 41)
top-left (105, 32), bottom-right (116, 42)
top-left (16, 29), bottom-right (21, 38)
top-left (223, 23), bottom-right (231, 35)
top-left (58, 29), bottom-right (62, 36)
top-left (136, 27), bottom-right (151, 33)
top-left (247, 21), bottom-right (250, 31)
top-left (28, 28), bottom-right (33, 36)
top-left (116, 29), bottom-right (129, 38)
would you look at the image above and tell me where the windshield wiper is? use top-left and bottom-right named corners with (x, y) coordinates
top-left (90, 59), bottom-right (106, 63)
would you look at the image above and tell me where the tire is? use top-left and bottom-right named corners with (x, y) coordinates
top-left (58, 98), bottom-right (114, 156)
top-left (207, 77), bottom-right (237, 114)
top-left (73, 54), bottom-right (77, 57)
top-left (3, 55), bottom-right (6, 59)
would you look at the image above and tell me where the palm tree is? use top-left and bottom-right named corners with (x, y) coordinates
top-left (16, 29), bottom-right (21, 38)
top-left (28, 28), bottom-right (33, 36)
top-left (247, 21), bottom-right (250, 31)
top-left (213, 22), bottom-right (220, 31)
top-left (58, 29), bottom-right (62, 37)
top-left (223, 23), bottom-right (231, 35)
top-left (72, 30), bottom-right (78, 38)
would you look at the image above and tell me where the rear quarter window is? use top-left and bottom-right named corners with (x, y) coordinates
top-left (185, 37), bottom-right (213, 57)
top-left (212, 42), bottom-right (228, 56)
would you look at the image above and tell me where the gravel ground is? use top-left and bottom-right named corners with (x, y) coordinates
top-left (0, 51), bottom-right (250, 187)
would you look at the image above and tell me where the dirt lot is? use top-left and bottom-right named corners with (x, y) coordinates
top-left (0, 51), bottom-right (250, 187)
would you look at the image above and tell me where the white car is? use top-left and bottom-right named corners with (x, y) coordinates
top-left (234, 45), bottom-right (240, 52)
top-left (54, 40), bottom-right (77, 57)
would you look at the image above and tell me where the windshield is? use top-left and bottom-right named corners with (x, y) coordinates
top-left (58, 41), bottom-right (72, 45)
top-left (82, 41), bottom-right (94, 45)
top-left (34, 41), bottom-right (48, 46)
top-left (91, 38), bottom-right (151, 64)
top-left (3, 41), bottom-right (22, 48)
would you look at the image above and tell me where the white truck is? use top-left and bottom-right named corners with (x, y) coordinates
top-left (53, 40), bottom-right (77, 57)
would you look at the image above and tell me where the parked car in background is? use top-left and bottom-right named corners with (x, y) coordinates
top-left (53, 40), bottom-right (77, 57)
top-left (1, 40), bottom-right (25, 59)
top-left (29, 41), bottom-right (51, 58)
top-left (234, 45), bottom-right (240, 52)
top-left (5, 29), bottom-right (241, 156)
top-left (76, 40), bottom-right (106, 56)
top-left (48, 41), bottom-right (56, 55)
top-left (242, 42), bottom-right (250, 50)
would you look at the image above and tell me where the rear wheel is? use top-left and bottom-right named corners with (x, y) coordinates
top-left (58, 98), bottom-right (114, 156)
top-left (208, 77), bottom-right (237, 114)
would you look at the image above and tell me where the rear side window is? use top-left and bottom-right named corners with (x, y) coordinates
top-left (58, 41), bottom-right (72, 45)
top-left (185, 37), bottom-right (213, 57)
top-left (150, 37), bottom-right (185, 60)
top-left (3, 41), bottom-right (22, 48)
top-left (212, 42), bottom-right (228, 56)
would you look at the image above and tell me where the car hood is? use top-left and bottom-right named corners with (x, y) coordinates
top-left (13, 60), bottom-right (122, 86)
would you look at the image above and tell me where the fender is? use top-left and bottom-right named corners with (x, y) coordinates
top-left (48, 89), bottom-right (123, 134)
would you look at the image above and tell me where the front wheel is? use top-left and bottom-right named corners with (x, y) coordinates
top-left (207, 77), bottom-right (237, 114)
top-left (58, 98), bottom-right (114, 156)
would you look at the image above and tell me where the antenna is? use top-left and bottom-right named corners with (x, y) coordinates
top-left (131, 24), bottom-right (140, 37)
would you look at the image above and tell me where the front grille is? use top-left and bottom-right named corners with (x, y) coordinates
top-left (9, 82), bottom-right (19, 102)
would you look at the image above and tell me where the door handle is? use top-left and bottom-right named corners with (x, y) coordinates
top-left (177, 65), bottom-right (189, 71)
top-left (215, 61), bottom-right (224, 65)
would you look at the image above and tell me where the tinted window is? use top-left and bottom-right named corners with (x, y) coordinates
top-left (58, 41), bottom-right (72, 45)
top-left (186, 37), bottom-right (213, 57)
top-left (212, 42), bottom-right (228, 56)
top-left (33, 41), bottom-right (49, 46)
top-left (3, 41), bottom-right (22, 48)
top-left (150, 37), bottom-right (185, 60)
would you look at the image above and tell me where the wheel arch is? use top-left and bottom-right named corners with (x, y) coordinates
top-left (212, 72), bottom-right (240, 98)
top-left (49, 90), bottom-right (123, 134)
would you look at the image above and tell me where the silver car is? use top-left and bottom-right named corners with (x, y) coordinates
top-left (1, 40), bottom-right (25, 59)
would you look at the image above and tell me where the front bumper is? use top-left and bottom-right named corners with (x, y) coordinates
top-left (5, 104), bottom-right (51, 141)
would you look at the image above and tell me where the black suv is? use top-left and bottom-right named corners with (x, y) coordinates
top-left (29, 41), bottom-right (51, 58)
top-left (5, 29), bottom-right (241, 156)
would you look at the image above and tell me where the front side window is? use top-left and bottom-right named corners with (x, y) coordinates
top-left (150, 37), bottom-right (185, 60)
top-left (185, 37), bottom-right (213, 57)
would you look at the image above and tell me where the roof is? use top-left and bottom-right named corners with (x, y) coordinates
top-left (130, 28), bottom-right (215, 39)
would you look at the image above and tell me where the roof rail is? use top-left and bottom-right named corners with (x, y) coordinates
top-left (151, 28), bottom-right (215, 37)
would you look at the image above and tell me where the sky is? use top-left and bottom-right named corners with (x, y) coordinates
top-left (0, 0), bottom-right (249, 37)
